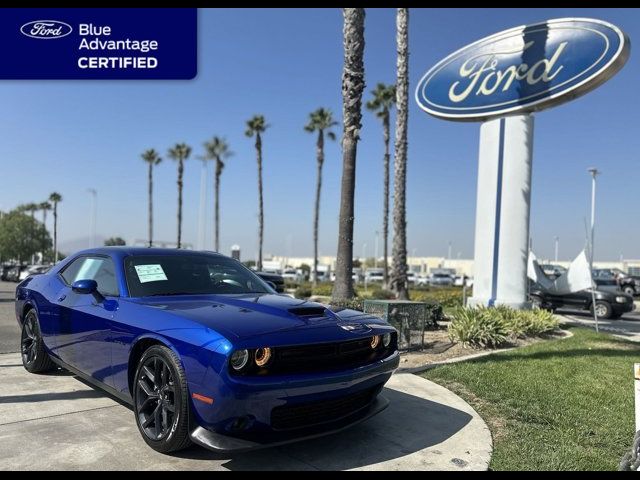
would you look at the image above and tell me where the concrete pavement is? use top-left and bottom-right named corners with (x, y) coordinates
top-left (0, 351), bottom-right (492, 471)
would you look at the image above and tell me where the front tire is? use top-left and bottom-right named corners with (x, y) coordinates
top-left (592, 301), bottom-right (613, 319)
top-left (21, 310), bottom-right (55, 373)
top-left (133, 345), bottom-right (192, 453)
top-left (623, 286), bottom-right (635, 296)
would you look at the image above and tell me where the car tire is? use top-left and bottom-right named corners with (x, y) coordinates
top-left (21, 309), bottom-right (55, 373)
top-left (133, 345), bottom-right (192, 453)
top-left (623, 286), bottom-right (635, 296)
top-left (592, 301), bottom-right (613, 319)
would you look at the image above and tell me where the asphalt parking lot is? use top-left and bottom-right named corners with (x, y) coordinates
top-left (0, 280), bottom-right (491, 471)
top-left (0, 282), bottom-right (18, 354)
top-left (558, 306), bottom-right (640, 342)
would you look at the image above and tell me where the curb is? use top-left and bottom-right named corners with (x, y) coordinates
top-left (396, 328), bottom-right (574, 375)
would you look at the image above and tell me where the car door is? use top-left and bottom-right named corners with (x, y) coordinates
top-left (55, 255), bottom-right (119, 382)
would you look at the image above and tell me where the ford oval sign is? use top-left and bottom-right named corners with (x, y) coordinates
top-left (416, 18), bottom-right (630, 121)
top-left (20, 20), bottom-right (73, 39)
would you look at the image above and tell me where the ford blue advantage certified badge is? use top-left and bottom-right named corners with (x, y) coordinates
top-left (0, 8), bottom-right (197, 79)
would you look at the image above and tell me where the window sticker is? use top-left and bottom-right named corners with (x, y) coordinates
top-left (134, 264), bottom-right (168, 283)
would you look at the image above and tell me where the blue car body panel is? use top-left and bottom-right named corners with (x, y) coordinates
top-left (15, 247), bottom-right (399, 450)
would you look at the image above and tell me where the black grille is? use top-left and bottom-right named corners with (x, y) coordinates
top-left (267, 335), bottom-right (396, 375)
top-left (271, 385), bottom-right (380, 431)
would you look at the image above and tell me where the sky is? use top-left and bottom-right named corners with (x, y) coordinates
top-left (1, 8), bottom-right (638, 262)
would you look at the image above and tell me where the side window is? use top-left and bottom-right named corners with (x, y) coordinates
top-left (61, 256), bottom-right (119, 297)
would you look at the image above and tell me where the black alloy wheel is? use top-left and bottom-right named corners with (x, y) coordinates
top-left (133, 345), bottom-right (191, 453)
top-left (21, 310), bottom-right (55, 373)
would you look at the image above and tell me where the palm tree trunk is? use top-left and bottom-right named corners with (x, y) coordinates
top-left (313, 130), bottom-right (325, 288)
top-left (215, 160), bottom-right (221, 252)
top-left (177, 158), bottom-right (184, 249)
top-left (148, 162), bottom-right (153, 247)
top-left (256, 133), bottom-right (264, 271)
top-left (332, 8), bottom-right (365, 302)
top-left (382, 109), bottom-right (390, 288)
top-left (392, 7), bottom-right (409, 300)
top-left (53, 203), bottom-right (58, 262)
top-left (42, 209), bottom-right (47, 261)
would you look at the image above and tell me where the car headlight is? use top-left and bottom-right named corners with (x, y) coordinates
top-left (382, 333), bottom-right (392, 348)
top-left (615, 296), bottom-right (628, 304)
top-left (254, 347), bottom-right (272, 367)
top-left (230, 349), bottom-right (249, 371)
top-left (370, 335), bottom-right (381, 349)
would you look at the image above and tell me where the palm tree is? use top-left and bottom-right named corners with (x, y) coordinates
top-left (141, 149), bottom-right (162, 247)
top-left (203, 137), bottom-right (233, 252)
top-left (332, 8), bottom-right (366, 303)
top-left (168, 143), bottom-right (192, 249)
top-left (304, 108), bottom-right (337, 287)
top-left (245, 115), bottom-right (269, 271)
top-left (366, 83), bottom-right (396, 288)
top-left (39, 201), bottom-right (52, 259)
top-left (48, 192), bottom-right (62, 262)
top-left (391, 8), bottom-right (410, 300)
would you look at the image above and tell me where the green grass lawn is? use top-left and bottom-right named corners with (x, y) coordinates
top-left (422, 327), bottom-right (639, 470)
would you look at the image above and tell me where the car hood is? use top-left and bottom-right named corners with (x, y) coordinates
top-left (126, 293), bottom-right (385, 341)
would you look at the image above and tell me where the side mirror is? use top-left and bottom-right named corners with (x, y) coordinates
top-left (72, 279), bottom-right (104, 303)
top-left (266, 281), bottom-right (277, 291)
top-left (72, 279), bottom-right (98, 295)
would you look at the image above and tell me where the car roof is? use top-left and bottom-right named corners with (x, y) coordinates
top-left (68, 247), bottom-right (227, 261)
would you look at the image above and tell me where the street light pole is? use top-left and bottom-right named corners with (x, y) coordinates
top-left (588, 167), bottom-right (600, 333)
top-left (374, 231), bottom-right (379, 268)
top-left (554, 236), bottom-right (559, 263)
top-left (87, 188), bottom-right (97, 248)
top-left (362, 242), bottom-right (367, 266)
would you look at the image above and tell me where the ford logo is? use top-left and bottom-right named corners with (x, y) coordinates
top-left (416, 18), bottom-right (630, 121)
top-left (20, 20), bottom-right (73, 40)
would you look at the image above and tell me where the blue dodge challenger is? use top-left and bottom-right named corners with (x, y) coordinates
top-left (16, 248), bottom-right (399, 453)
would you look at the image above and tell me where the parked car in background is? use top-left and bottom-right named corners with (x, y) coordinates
top-left (429, 273), bottom-right (454, 286)
top-left (365, 269), bottom-right (384, 283)
top-left (18, 265), bottom-right (51, 282)
top-left (1, 264), bottom-right (18, 281)
top-left (529, 279), bottom-right (635, 319)
top-left (406, 271), bottom-right (417, 285)
top-left (454, 275), bottom-right (473, 287)
top-left (281, 268), bottom-right (304, 284)
top-left (255, 271), bottom-right (285, 293)
top-left (6, 265), bottom-right (25, 282)
top-left (593, 268), bottom-right (638, 296)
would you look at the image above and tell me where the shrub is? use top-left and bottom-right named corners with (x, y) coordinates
top-left (410, 287), bottom-right (463, 308)
top-left (448, 305), bottom-right (559, 348)
top-left (294, 284), bottom-right (312, 299)
top-left (508, 309), bottom-right (559, 338)
top-left (329, 298), bottom-right (364, 311)
top-left (448, 306), bottom-right (508, 348)
top-left (312, 283), bottom-right (334, 297)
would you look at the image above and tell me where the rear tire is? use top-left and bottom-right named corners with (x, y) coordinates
top-left (592, 301), bottom-right (613, 319)
top-left (21, 310), bottom-right (55, 373)
top-left (133, 345), bottom-right (192, 453)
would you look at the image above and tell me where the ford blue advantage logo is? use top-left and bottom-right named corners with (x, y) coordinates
top-left (20, 20), bottom-right (73, 39)
top-left (416, 18), bottom-right (630, 121)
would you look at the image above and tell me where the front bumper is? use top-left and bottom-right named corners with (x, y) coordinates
top-left (189, 394), bottom-right (389, 453)
top-left (189, 350), bottom-right (400, 448)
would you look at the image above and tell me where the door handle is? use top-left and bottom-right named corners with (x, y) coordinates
top-left (57, 294), bottom-right (66, 302)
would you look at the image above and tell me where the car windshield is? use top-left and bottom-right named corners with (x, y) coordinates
top-left (124, 254), bottom-right (271, 297)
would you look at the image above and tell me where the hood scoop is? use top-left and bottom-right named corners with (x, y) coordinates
top-left (288, 306), bottom-right (327, 318)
